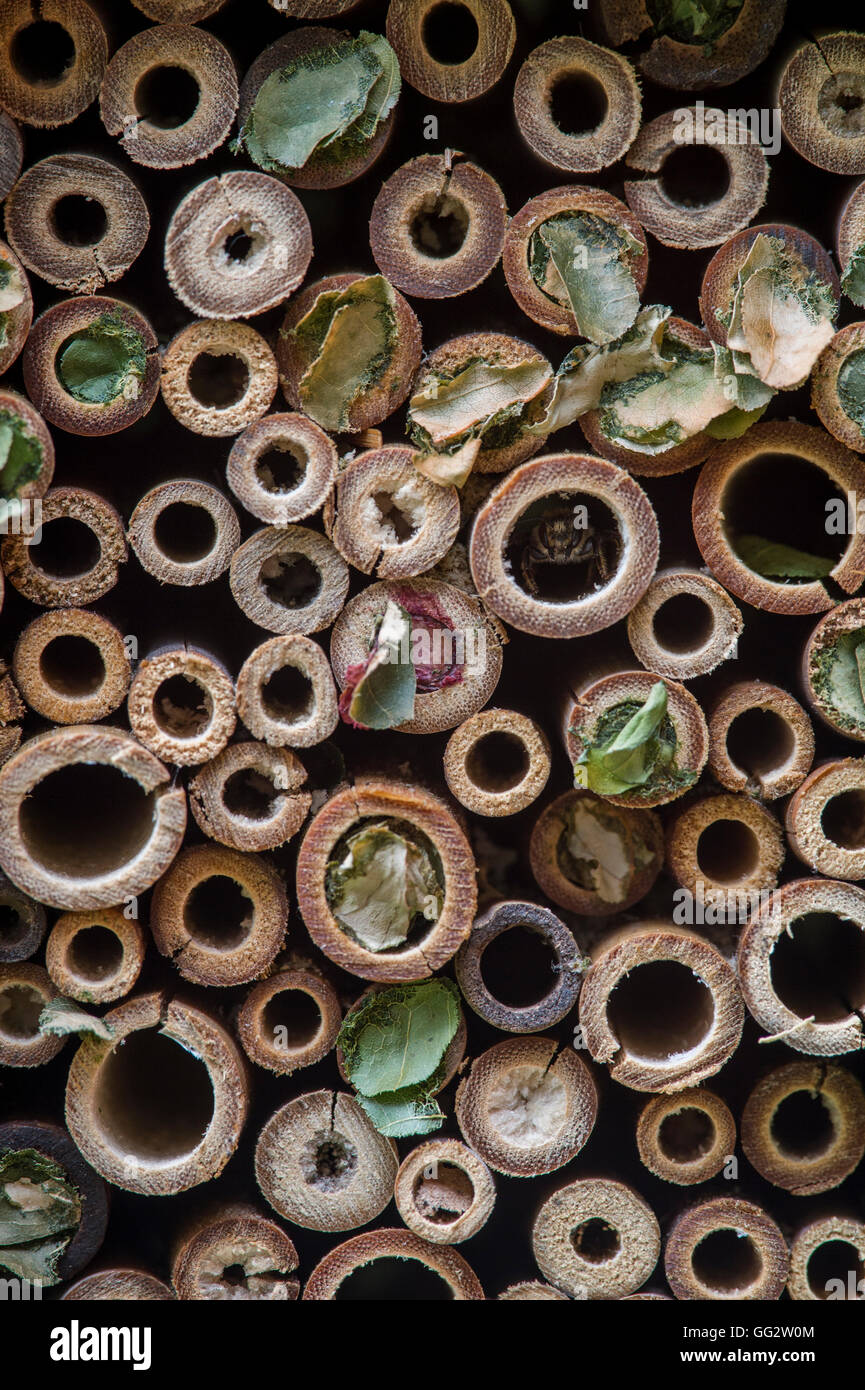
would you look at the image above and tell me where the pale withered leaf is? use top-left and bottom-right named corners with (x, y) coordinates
top-left (0, 259), bottom-right (26, 313)
top-left (725, 234), bottom-right (836, 389)
top-left (38, 998), bottom-right (115, 1041)
top-left (533, 214), bottom-right (642, 344)
top-left (326, 821), bottom-right (443, 951)
top-left (413, 436), bottom-right (482, 489)
top-left (342, 599), bottom-right (416, 730)
top-left (0, 1150), bottom-right (81, 1287)
top-left (561, 800), bottom-right (637, 903)
top-left (295, 274), bottom-right (396, 431)
top-left (350, 33), bottom-right (401, 140)
top-left (408, 359), bottom-right (552, 448)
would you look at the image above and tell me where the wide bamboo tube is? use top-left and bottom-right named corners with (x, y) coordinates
top-left (454, 900), bottom-right (584, 1033)
top-left (13, 608), bottom-right (131, 724)
top-left (46, 907), bottom-right (146, 1005)
top-left (740, 1060), bottom-right (865, 1195)
top-left (303, 1228), bottom-right (484, 1299)
top-left (513, 37), bottom-right (640, 173)
top-left (0, 0), bottom-right (108, 127)
top-left (386, 0), bottom-right (515, 102)
top-left (707, 680), bottom-right (814, 800)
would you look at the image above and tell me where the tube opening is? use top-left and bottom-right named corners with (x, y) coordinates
top-left (607, 959), bottom-right (715, 1061)
top-left (696, 818), bottom-right (760, 885)
top-left (480, 924), bottom-right (558, 1007)
top-left (691, 1229), bottom-right (762, 1293)
top-left (421, 2), bottom-right (479, 65)
top-left (0, 983), bottom-right (43, 1038)
top-left (260, 664), bottom-right (314, 723)
top-left (33, 518), bottom-right (101, 579)
top-left (335, 1257), bottom-right (453, 1301)
top-left (549, 70), bottom-right (608, 136)
top-left (465, 731), bottom-right (530, 793)
top-left (507, 492), bottom-right (623, 603)
top-left (51, 194), bottom-right (107, 248)
top-left (259, 552), bottom-right (322, 610)
top-left (255, 444), bottom-right (306, 494)
top-left (0, 903), bottom-right (27, 953)
top-left (134, 65), bottom-right (201, 130)
top-left (300, 1130), bottom-right (358, 1192)
top-left (413, 1162), bottom-right (475, 1225)
top-left (68, 924), bottom-right (124, 982)
top-left (770, 1089), bottom-right (836, 1160)
top-left (570, 1218), bottom-right (620, 1264)
top-left (651, 592), bottom-right (715, 653)
top-left (726, 707), bottom-right (795, 779)
top-left (187, 352), bottom-right (249, 409)
top-left (19, 764), bottom-right (156, 878)
top-left (10, 21), bottom-right (75, 86)
top-left (94, 1028), bottom-right (215, 1161)
top-left (821, 790), bottom-right (865, 850)
top-left (409, 195), bottom-right (469, 259)
top-left (723, 454), bottom-right (846, 581)
top-left (153, 502), bottom-right (217, 563)
top-left (183, 875), bottom-right (253, 950)
top-left (222, 767), bottom-right (281, 820)
top-left (771, 912), bottom-right (865, 1023)
top-left (372, 490), bottom-right (419, 545)
top-left (153, 674), bottom-right (213, 740)
top-left (660, 144), bottom-right (731, 207)
top-left (807, 1240), bottom-right (864, 1299)
top-left (658, 1107), bottom-right (716, 1163)
top-left (262, 988), bottom-right (321, 1049)
top-left (39, 634), bottom-right (105, 697)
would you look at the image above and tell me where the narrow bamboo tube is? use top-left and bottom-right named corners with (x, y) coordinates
top-left (46, 907), bottom-right (146, 1005)
top-left (0, 1120), bottom-right (109, 1283)
top-left (1, 487), bottom-right (127, 609)
top-left (101, 24), bottom-right (238, 170)
top-left (255, 1089), bottom-right (398, 1232)
top-left (0, 390), bottom-right (54, 509)
top-left (741, 1060), bottom-right (865, 1196)
top-left (0, 0), bottom-right (108, 128)
top-left (127, 647), bottom-right (235, 767)
top-left (236, 635), bottom-right (339, 748)
top-left (132, 0), bottom-right (228, 18)
top-left (237, 963), bottom-right (341, 1074)
top-left (296, 779), bottom-right (476, 982)
top-left (803, 600), bottom-right (865, 741)
top-left (0, 110), bottom-right (23, 201)
top-left (455, 900), bottom-right (584, 1033)
top-left (189, 741), bottom-right (311, 851)
top-left (788, 1216), bottom-right (865, 1301)
top-left (370, 153), bottom-right (507, 298)
top-left (13, 608), bottom-right (131, 724)
top-left (737, 878), bottom-right (865, 1055)
top-left (529, 789), bottom-right (664, 916)
top-left (707, 680), bottom-right (814, 799)
top-left (226, 414), bottom-right (338, 526)
top-left (499, 1282), bottom-right (569, 1301)
top-left (623, 107), bottom-right (768, 249)
top-left (394, 1140), bottom-right (496, 1246)
top-left (171, 1205), bottom-right (300, 1300)
top-left (330, 446), bottom-right (459, 579)
top-left (514, 37), bottom-right (640, 173)
top-left (0, 870), bottom-right (46, 963)
top-left (812, 325), bottom-right (865, 452)
top-left (0, 725), bottom-right (187, 910)
top-left (150, 844), bottom-right (288, 987)
top-left (779, 35), bottom-right (865, 175)
top-left (5, 155), bottom-right (149, 293)
top-left (665, 793), bottom-right (784, 899)
top-left (0, 961), bottom-right (64, 1067)
top-left (598, 0), bottom-right (785, 90)
top-left (636, 1089), bottom-right (736, 1186)
top-left (161, 319), bottom-right (278, 437)
top-left (386, 0), bottom-right (514, 102)
top-left (626, 569), bottom-right (743, 680)
top-left (0, 240), bottom-right (31, 373)
top-left (63, 1270), bottom-right (176, 1300)
top-left (532, 1179), bottom-right (660, 1300)
top-left (786, 759), bottom-right (865, 879)
top-left (230, 526), bottom-right (349, 636)
top-left (128, 480), bottom-right (240, 586)
top-left (665, 1197), bottom-right (789, 1301)
top-left (579, 923), bottom-right (744, 1092)
top-left (444, 709), bottom-right (550, 817)
top-left (165, 173), bottom-right (312, 316)
top-left (65, 992), bottom-right (249, 1196)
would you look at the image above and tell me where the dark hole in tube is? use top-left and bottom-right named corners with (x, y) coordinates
top-left (421, 3), bottom-right (479, 65)
top-left (607, 960), bottom-right (715, 1061)
top-left (549, 71), bottom-right (608, 136)
top-left (480, 925), bottom-right (558, 1007)
top-left (95, 1029), bottom-right (215, 1161)
top-left (133, 65), bottom-right (200, 129)
top-left (691, 1229), bottom-right (762, 1292)
top-left (335, 1258), bottom-right (453, 1300)
top-left (153, 503), bottom-right (217, 563)
top-left (262, 989), bottom-right (321, 1048)
top-left (183, 875), bottom-right (253, 950)
top-left (51, 195), bottom-right (107, 248)
top-left (32, 518), bottom-right (101, 579)
top-left (770, 912), bottom-right (865, 1023)
top-left (10, 21), bottom-right (75, 86)
top-left (19, 765), bottom-right (156, 878)
top-left (770, 1090), bottom-right (835, 1160)
top-left (68, 925), bottom-right (124, 982)
top-left (660, 144), bottom-right (731, 207)
top-left (39, 635), bottom-right (105, 697)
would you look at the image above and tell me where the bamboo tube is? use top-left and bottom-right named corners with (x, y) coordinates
top-left (0, 240), bottom-right (31, 374)
top-left (469, 454), bottom-right (659, 639)
top-left (786, 760), bottom-right (865, 879)
top-left (455, 1036), bottom-right (597, 1177)
top-left (150, 844), bottom-right (288, 987)
top-left (0, 0), bottom-right (108, 128)
top-left (636, 1088), bottom-right (736, 1186)
top-left (1, 487), bottom-right (128, 609)
top-left (226, 413), bottom-right (338, 526)
top-left (529, 789), bottom-right (664, 916)
top-left (532, 1179), bottom-right (660, 1300)
top-left (101, 24), bottom-right (238, 170)
top-left (707, 680), bottom-right (814, 800)
top-left (63, 1269), bottom-right (176, 1300)
top-left (230, 526), bottom-right (349, 636)
top-left (741, 1060), bottom-right (865, 1196)
top-left (812, 325), bottom-right (865, 452)
top-left (303, 1228), bottom-right (484, 1299)
top-left (579, 923), bottom-right (744, 1092)
top-left (779, 35), bottom-right (865, 175)
top-left (455, 900), bottom-right (584, 1033)
top-left (444, 709), bottom-right (550, 817)
top-left (5, 155), bottom-right (149, 293)
top-left (127, 647), bottom-right (235, 767)
top-left (132, 0), bottom-right (228, 18)
top-left (665, 793), bottom-right (785, 899)
top-left (803, 600), bottom-right (865, 741)
top-left (189, 741), bottom-right (311, 851)
top-left (597, 0), bottom-right (785, 90)
top-left (736, 878), bottom-right (865, 1056)
top-left (503, 186), bottom-right (648, 337)
top-left (255, 1089), bottom-right (398, 1232)
top-left (0, 870), bottom-right (46, 963)
top-left (171, 1205), bottom-right (300, 1300)
top-left (236, 635), bottom-right (339, 747)
top-left (330, 446), bottom-right (459, 579)
top-left (0, 110), bottom-right (23, 201)
top-left (664, 1197), bottom-right (789, 1300)
top-left (23, 297), bottom-right (160, 436)
top-left (0, 390), bottom-right (54, 510)
top-left (46, 908), bottom-right (145, 1005)
top-left (65, 992), bottom-right (249, 1196)
top-left (623, 107), bottom-right (769, 249)
top-left (0, 961), bottom-right (64, 1067)
top-left (837, 179), bottom-right (865, 296)
top-left (692, 421), bottom-right (862, 616)
top-left (128, 479), bottom-right (240, 586)
top-left (0, 725), bottom-right (187, 910)
top-left (13, 608), bottom-right (131, 724)
top-left (386, 0), bottom-right (514, 102)
top-left (237, 963), bottom-right (341, 1074)
top-left (161, 318), bottom-right (278, 437)
top-left (499, 1282), bottom-right (569, 1301)
top-left (394, 1140), bottom-right (495, 1245)
top-left (165, 173), bottom-right (312, 316)
top-left (514, 37), bottom-right (640, 173)
top-left (0, 1120), bottom-right (109, 1283)
top-left (788, 1216), bottom-right (865, 1301)
top-left (626, 568), bottom-right (743, 680)
top-left (370, 153), bottom-right (507, 299)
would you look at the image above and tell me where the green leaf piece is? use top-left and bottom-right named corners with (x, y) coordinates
top-left (578, 682), bottom-right (673, 795)
top-left (57, 311), bottom-right (146, 407)
top-left (0, 410), bottom-right (43, 506)
top-left (841, 243), bottom-right (865, 309)
top-left (355, 1090), bottom-right (445, 1138)
top-left (408, 358), bottom-right (552, 451)
top-left (326, 820), bottom-right (443, 951)
top-left (342, 599), bottom-right (416, 730)
top-left (0, 1149), bottom-right (81, 1287)
top-left (646, 0), bottom-right (744, 46)
top-left (292, 274), bottom-right (397, 431)
top-left (811, 631), bottom-right (865, 733)
top-left (837, 347), bottom-right (865, 436)
top-left (733, 534), bottom-right (835, 579)
top-left (530, 213), bottom-right (642, 344)
top-left (38, 998), bottom-right (115, 1041)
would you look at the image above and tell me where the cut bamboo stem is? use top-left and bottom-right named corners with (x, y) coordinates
top-left (0, 1119), bottom-right (109, 1282)
top-left (386, 0), bottom-right (515, 102)
top-left (532, 1178), bottom-right (660, 1300)
top-left (444, 708), bottom-right (550, 817)
top-left (226, 413), bottom-right (338, 526)
top-left (0, 0), bottom-right (108, 128)
top-left (1, 486), bottom-right (128, 609)
top-left (786, 759), bottom-right (865, 879)
top-left (636, 1088), bottom-right (736, 1186)
top-left (189, 740), bottom-right (311, 851)
top-left (812, 325), bottom-right (865, 452)
top-left (665, 792), bottom-right (785, 899)
top-left (707, 680), bottom-right (814, 800)
top-left (803, 600), bottom-right (865, 741)
top-left (132, 0), bottom-right (228, 18)
top-left (779, 34), bottom-right (865, 175)
top-left (13, 608), bottom-right (131, 724)
top-left (230, 526), bottom-right (349, 636)
top-left (171, 1205), bottom-right (300, 1300)
top-left (514, 37), bottom-right (641, 173)
top-left (62, 1269), bottom-right (176, 1300)
top-left (128, 479), bottom-right (239, 587)
top-left (0, 389), bottom-right (54, 508)
top-left (626, 568), bottom-right (743, 680)
top-left (741, 1060), bottom-right (865, 1196)
top-left (0, 240), bottom-right (31, 374)
top-left (303, 1228), bottom-right (483, 1299)
top-left (0, 870), bottom-right (46, 963)
top-left (598, 0), bottom-right (785, 90)
top-left (664, 1197), bottom-right (789, 1300)
top-left (394, 1140), bottom-right (496, 1246)
top-left (330, 446), bottom-right (460, 579)
top-left (788, 1216), bottom-right (865, 1301)
top-left (455, 899), bottom-right (584, 1032)
top-left (498, 1282), bottom-right (569, 1301)
top-left (0, 961), bottom-right (64, 1067)
top-left (127, 646), bottom-right (236, 767)
top-left (237, 963), bottom-right (341, 1074)
top-left (236, 635), bottom-right (339, 747)
top-left (529, 788), bottom-right (664, 915)
top-left (46, 907), bottom-right (146, 1005)
top-left (161, 318), bottom-right (277, 437)
top-left (0, 110), bottom-right (23, 201)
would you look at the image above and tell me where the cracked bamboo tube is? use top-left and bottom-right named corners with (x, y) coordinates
top-left (812, 325), bottom-right (865, 452)
top-left (127, 646), bottom-right (236, 767)
top-left (128, 479), bottom-right (240, 586)
top-left (707, 680), bottom-right (814, 799)
top-left (499, 1282), bottom-right (569, 1301)
top-left (444, 708), bottom-right (550, 817)
top-left (303, 1228), bottom-right (484, 1300)
top-left (230, 525), bottom-right (349, 636)
top-left (786, 759), bottom-right (865, 879)
top-left (636, 1088), bottom-right (736, 1186)
top-left (161, 318), bottom-right (278, 436)
top-left (0, 0), bottom-right (108, 128)
top-left (1, 486), bottom-right (128, 608)
top-left (597, 0), bottom-right (785, 89)
top-left (664, 792), bottom-right (785, 899)
top-left (237, 963), bottom-right (342, 1074)
top-left (514, 37), bottom-right (640, 173)
top-left (803, 600), bottom-right (865, 741)
top-left (454, 899), bottom-right (584, 1033)
top-left (13, 608), bottom-right (131, 724)
top-left (63, 1269), bottom-right (176, 1301)
top-left (779, 34), bottom-right (865, 175)
top-left (226, 413), bottom-right (338, 526)
top-left (386, 0), bottom-right (514, 102)
top-left (664, 1197), bottom-right (789, 1301)
top-left (189, 740), bottom-right (311, 851)
top-left (532, 1179), bottom-right (660, 1300)
top-left (529, 788), bottom-right (664, 916)
top-left (740, 1060), bottom-right (865, 1196)
top-left (329, 446), bottom-right (460, 579)
top-left (236, 635), bottom-right (339, 747)
top-left (46, 907), bottom-right (146, 1005)
top-left (0, 961), bottom-right (64, 1067)
top-left (626, 568), bottom-right (743, 680)
top-left (0, 870), bottom-right (46, 963)
top-left (171, 1205), bottom-right (300, 1301)
top-left (787, 1215), bottom-right (865, 1301)
top-left (394, 1139), bottom-right (496, 1245)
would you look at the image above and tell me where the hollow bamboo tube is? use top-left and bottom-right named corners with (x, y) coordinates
top-left (236, 635), bottom-right (338, 748)
top-left (13, 608), bottom-right (131, 724)
top-left (5, 155), bottom-right (149, 294)
top-left (636, 1088), bottom-right (736, 1186)
top-left (171, 1205), bottom-right (300, 1300)
top-left (101, 24), bottom-right (239, 170)
top-left (393, 1141), bottom-right (495, 1246)
top-left (161, 318), bottom-right (278, 437)
top-left (665, 1197), bottom-right (789, 1300)
top-left (0, 961), bottom-right (64, 1067)
top-left (514, 36), bottom-right (640, 172)
top-left (46, 907), bottom-right (146, 1005)
top-left (127, 646), bottom-right (236, 767)
top-left (741, 1060), bottom-right (865, 1196)
top-left (0, 1120), bottom-right (109, 1283)
top-left (787, 1216), bottom-right (865, 1301)
top-left (803, 600), bottom-right (865, 741)
top-left (1, 487), bottom-right (128, 608)
top-left (0, 240), bottom-right (31, 374)
top-left (230, 526), bottom-right (349, 636)
top-left (226, 413), bottom-right (338, 526)
top-left (444, 709), bottom-right (550, 817)
top-left (786, 759), bottom-right (865, 879)
top-left (255, 1089), bottom-right (398, 1232)
top-left (529, 789), bottom-right (664, 916)
top-left (0, 389), bottom-right (54, 508)
top-left (626, 568), bottom-right (743, 680)
top-left (707, 680), bottom-right (814, 799)
top-left (812, 325), bottom-right (865, 452)
top-left (132, 0), bottom-right (228, 18)
top-left (150, 844), bottom-right (288, 988)
top-left (0, 110), bottom-right (23, 201)
top-left (455, 900), bottom-right (584, 1033)
top-left (386, 0), bottom-right (514, 102)
top-left (0, 870), bottom-right (46, 963)
top-left (189, 741), bottom-right (311, 851)
top-left (664, 793), bottom-right (785, 899)
top-left (0, 0), bottom-right (108, 128)
top-left (455, 1036), bottom-right (597, 1177)
top-left (532, 1179), bottom-right (660, 1300)
top-left (330, 446), bottom-right (460, 579)
top-left (0, 725), bottom-right (187, 910)
top-left (304, 1229), bottom-right (484, 1300)
top-left (62, 1269), bottom-right (176, 1300)
top-left (779, 35), bottom-right (865, 176)
top-left (237, 963), bottom-right (341, 1074)
top-left (128, 479), bottom-right (240, 586)
top-left (296, 779), bottom-right (476, 982)
top-left (499, 1282), bottom-right (570, 1301)
top-left (579, 923), bottom-right (744, 1092)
